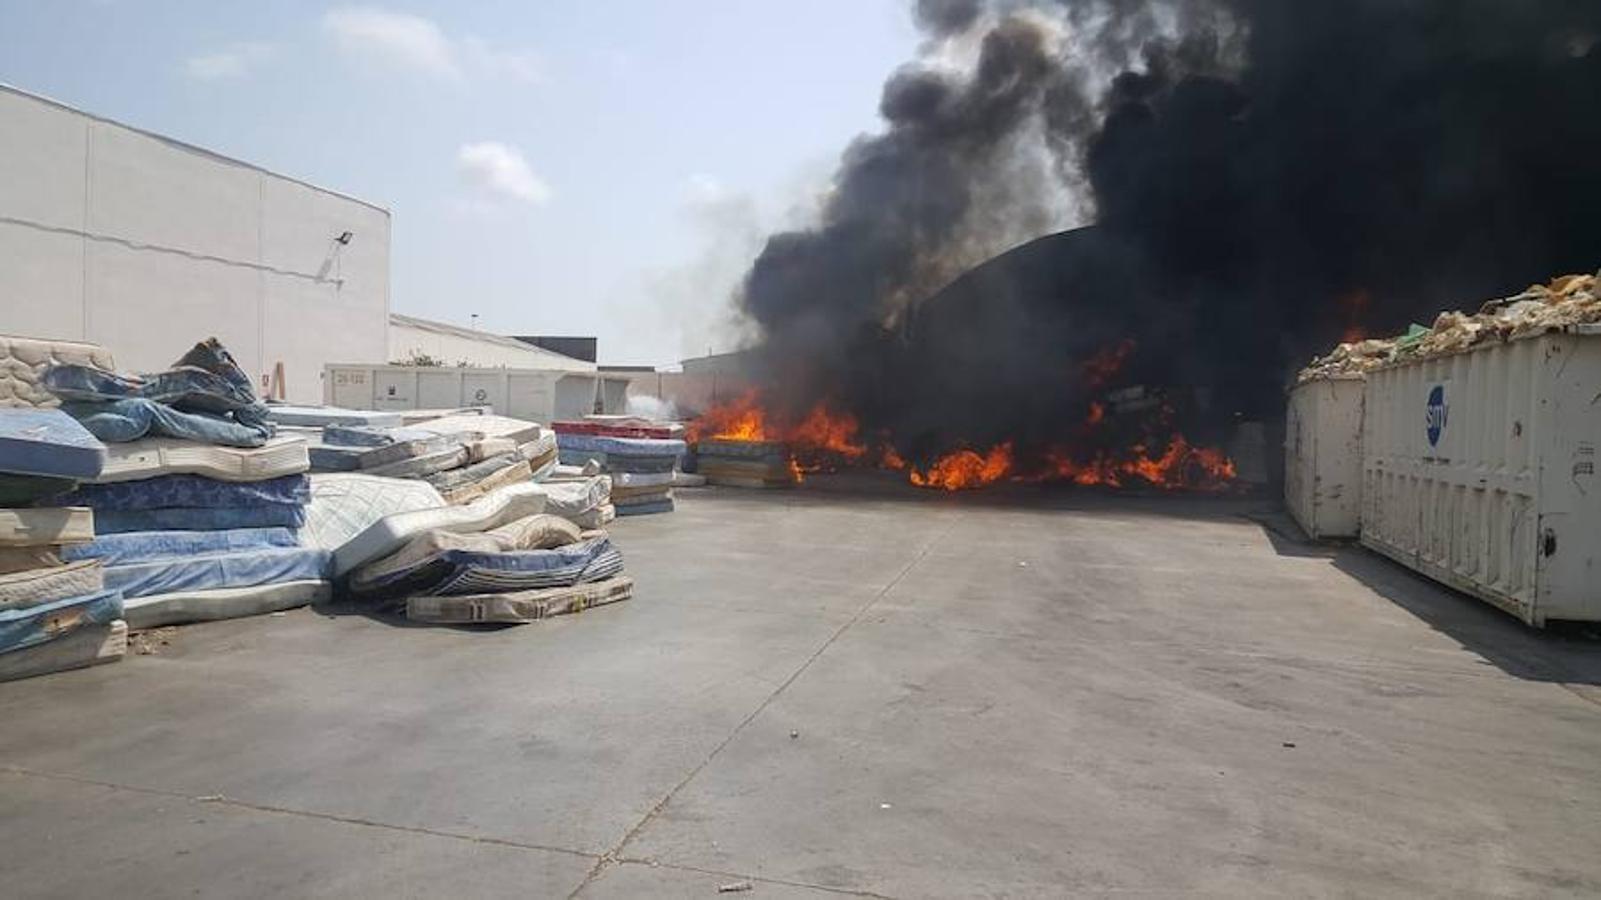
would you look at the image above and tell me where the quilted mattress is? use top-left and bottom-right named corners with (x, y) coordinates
top-left (298, 473), bottom-right (445, 553)
top-left (412, 414), bottom-right (542, 445)
top-left (94, 505), bottom-right (306, 534)
top-left (332, 481), bottom-right (550, 577)
top-left (103, 546), bottom-right (331, 598)
top-left (95, 435), bottom-right (310, 483)
top-left (123, 579), bottom-right (330, 629)
top-left (0, 546), bottom-right (65, 575)
top-left (556, 433), bottom-right (686, 457)
top-left (0, 409), bottom-right (107, 479)
top-left (406, 576), bottom-right (634, 624)
top-left (354, 535), bottom-right (622, 598)
top-left (263, 405), bottom-right (404, 428)
top-left (63, 527), bottom-right (299, 566)
top-left (0, 507), bottom-right (94, 546)
top-left (0, 588), bottom-right (123, 655)
top-left (54, 473), bottom-right (311, 510)
top-left (0, 560), bottom-right (104, 609)
top-left (0, 618), bottom-right (125, 682)
top-left (0, 334), bottom-right (115, 410)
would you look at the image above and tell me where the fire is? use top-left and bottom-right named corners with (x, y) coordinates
top-left (686, 389), bottom-right (770, 443)
top-left (789, 404), bottom-right (867, 461)
top-left (1034, 436), bottom-right (1236, 490)
top-left (908, 443), bottom-right (1014, 491)
top-left (1082, 339), bottom-right (1136, 390)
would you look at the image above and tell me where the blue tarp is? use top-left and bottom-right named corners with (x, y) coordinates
top-left (0, 588), bottom-right (123, 656)
top-left (51, 473), bottom-right (310, 510)
top-left (63, 528), bottom-right (300, 566)
top-left (103, 546), bottom-right (331, 598)
top-left (0, 409), bottom-right (106, 479)
top-left (94, 505), bottom-right (309, 534)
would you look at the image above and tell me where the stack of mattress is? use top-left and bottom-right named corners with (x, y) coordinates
top-left (52, 447), bottom-right (330, 630)
top-left (554, 424), bottom-right (685, 517)
top-left (695, 439), bottom-right (799, 488)
top-left (0, 409), bottom-right (126, 681)
top-left (347, 505), bottom-right (632, 625)
top-left (306, 414), bottom-right (556, 504)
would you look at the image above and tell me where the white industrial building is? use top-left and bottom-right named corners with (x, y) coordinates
top-left (388, 313), bottom-right (593, 371)
top-left (0, 84), bottom-right (391, 404)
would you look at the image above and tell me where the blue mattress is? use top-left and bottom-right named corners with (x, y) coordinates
top-left (0, 409), bottom-right (106, 479)
top-left (94, 505), bottom-right (308, 535)
top-left (615, 498), bottom-right (676, 516)
top-left (51, 473), bottom-right (310, 510)
top-left (103, 546), bottom-right (331, 598)
top-left (555, 434), bottom-right (686, 457)
top-left (0, 588), bottom-right (123, 656)
top-left (307, 443), bottom-right (363, 472)
top-left (353, 536), bottom-right (622, 598)
top-left (323, 424), bottom-right (437, 448)
top-left (63, 527), bottom-right (300, 566)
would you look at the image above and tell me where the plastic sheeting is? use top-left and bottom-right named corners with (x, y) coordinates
top-left (0, 409), bottom-right (106, 479)
top-left (102, 546), bottom-right (330, 599)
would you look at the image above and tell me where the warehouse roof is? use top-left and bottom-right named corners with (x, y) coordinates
top-left (389, 313), bottom-right (595, 371)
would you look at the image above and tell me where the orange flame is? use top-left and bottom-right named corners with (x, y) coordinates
top-left (1082, 339), bottom-right (1136, 390)
top-left (907, 443), bottom-right (1015, 491)
top-left (789, 404), bottom-right (867, 461)
top-left (685, 390), bottom-right (770, 443)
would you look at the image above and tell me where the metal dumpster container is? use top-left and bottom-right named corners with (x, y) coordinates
top-left (1360, 325), bottom-right (1601, 626)
top-left (1285, 376), bottom-right (1365, 539)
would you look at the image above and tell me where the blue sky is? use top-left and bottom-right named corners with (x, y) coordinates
top-left (0, 1), bottom-right (920, 365)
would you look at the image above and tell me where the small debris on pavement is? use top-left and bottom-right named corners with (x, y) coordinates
top-left (880, 803), bottom-right (892, 810)
top-left (1282, 742), bottom-right (1296, 749)
top-left (718, 881), bottom-right (753, 893)
top-left (789, 730), bottom-right (799, 739)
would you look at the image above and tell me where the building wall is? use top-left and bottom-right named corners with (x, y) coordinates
top-left (0, 85), bottom-right (390, 403)
top-left (387, 317), bottom-right (595, 372)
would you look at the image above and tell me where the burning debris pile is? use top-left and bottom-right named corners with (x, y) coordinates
top-left (1297, 272), bottom-right (1601, 382)
top-left (705, 0), bottom-right (1601, 490)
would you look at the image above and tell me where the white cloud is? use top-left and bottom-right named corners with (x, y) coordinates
top-left (457, 142), bottom-right (550, 205)
top-left (321, 7), bottom-right (540, 84)
top-left (184, 42), bottom-right (274, 80)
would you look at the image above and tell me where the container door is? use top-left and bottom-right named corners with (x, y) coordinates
top-left (328, 368), bottom-right (373, 409)
top-left (372, 370), bottom-right (417, 410)
top-left (461, 372), bottom-right (508, 413)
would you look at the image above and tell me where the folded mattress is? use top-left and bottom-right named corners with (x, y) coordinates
top-left (264, 405), bottom-right (404, 429)
top-left (94, 435), bottom-right (310, 483)
top-left (123, 579), bottom-right (330, 630)
top-left (534, 477), bottom-right (611, 519)
top-left (406, 576), bottom-right (634, 624)
top-left (0, 588), bottom-right (123, 655)
top-left (298, 473), bottom-right (445, 553)
top-left (0, 334), bottom-right (115, 411)
top-left (616, 498), bottom-right (676, 516)
top-left (353, 514), bottom-right (581, 591)
top-left (0, 560), bottom-right (104, 609)
top-left (555, 434), bottom-right (686, 458)
top-left (53, 473), bottom-right (311, 510)
top-left (103, 546), bottom-right (331, 599)
top-left (412, 414), bottom-right (542, 446)
top-left (333, 481), bottom-right (550, 577)
top-left (63, 528), bottom-right (299, 566)
top-left (0, 409), bottom-right (106, 479)
top-left (94, 505), bottom-right (306, 535)
top-left (0, 618), bottom-right (125, 682)
top-left (355, 535), bottom-right (622, 598)
top-left (0, 507), bottom-right (94, 547)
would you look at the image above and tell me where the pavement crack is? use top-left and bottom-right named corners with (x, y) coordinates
top-left (0, 764), bottom-right (597, 861)
top-left (566, 514), bottom-right (954, 899)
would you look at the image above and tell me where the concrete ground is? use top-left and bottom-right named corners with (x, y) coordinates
top-left (3, 482), bottom-right (1600, 898)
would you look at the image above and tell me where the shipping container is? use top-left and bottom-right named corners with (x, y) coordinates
top-left (325, 364), bottom-right (633, 423)
top-left (1360, 326), bottom-right (1601, 626)
top-left (1284, 376), bottom-right (1365, 539)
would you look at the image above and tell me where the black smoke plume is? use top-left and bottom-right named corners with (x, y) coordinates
top-left (737, 0), bottom-right (1601, 462)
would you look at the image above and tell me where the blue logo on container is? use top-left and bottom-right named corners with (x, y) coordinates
top-left (1425, 385), bottom-right (1448, 447)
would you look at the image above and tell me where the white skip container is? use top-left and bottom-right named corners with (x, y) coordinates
top-left (1285, 375), bottom-right (1365, 539)
top-left (1360, 325), bottom-right (1601, 626)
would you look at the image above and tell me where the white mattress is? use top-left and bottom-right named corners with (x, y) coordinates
top-left (299, 473), bottom-right (446, 553)
top-left (611, 471), bottom-right (675, 488)
top-left (569, 504), bottom-right (615, 529)
top-left (413, 414), bottom-right (543, 446)
top-left (534, 477), bottom-right (612, 520)
top-left (0, 560), bottom-right (103, 609)
top-left (333, 481), bottom-right (551, 577)
top-left (0, 618), bottom-right (126, 682)
top-left (466, 437), bottom-right (518, 462)
top-left (95, 435), bottom-right (311, 483)
top-left (0, 334), bottom-right (116, 410)
top-left (122, 580), bottom-right (330, 629)
top-left (264, 405), bottom-right (404, 428)
top-left (0, 507), bottom-right (94, 547)
top-left (405, 576), bottom-right (634, 624)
